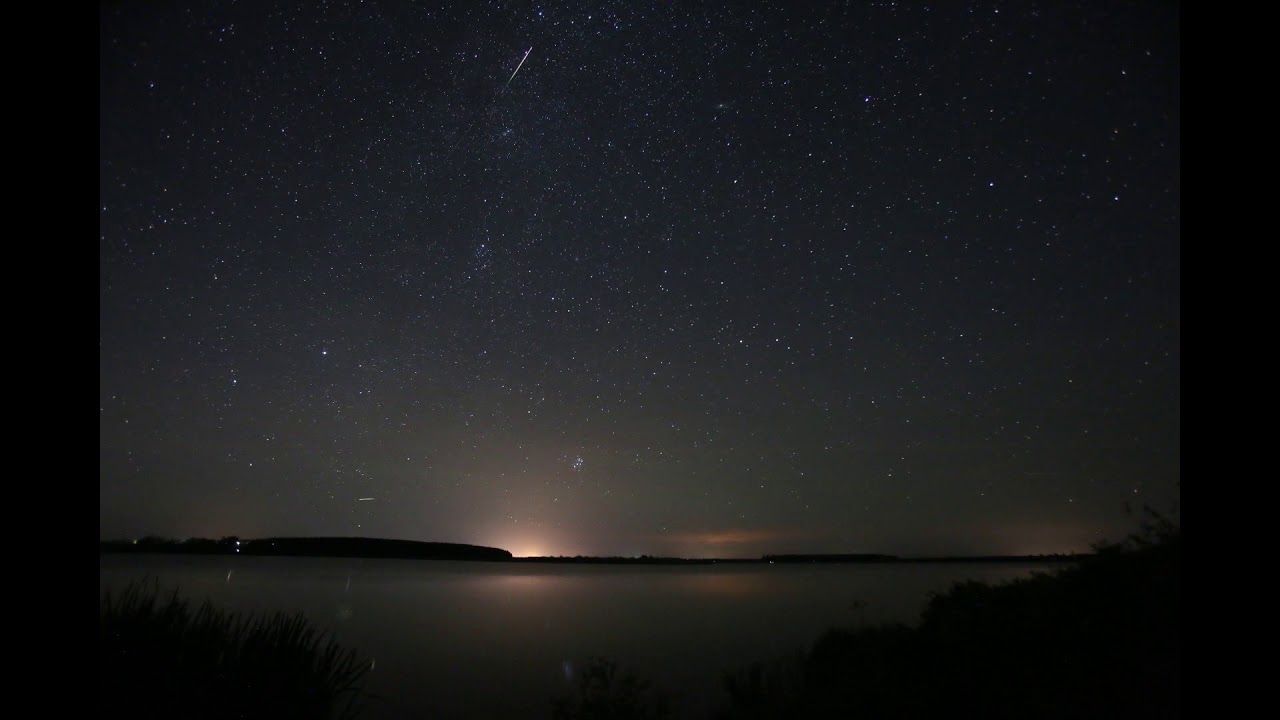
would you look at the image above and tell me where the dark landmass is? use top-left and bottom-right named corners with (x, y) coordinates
top-left (100, 536), bottom-right (512, 561)
top-left (101, 536), bottom-right (1088, 564)
top-left (249, 537), bottom-right (513, 561)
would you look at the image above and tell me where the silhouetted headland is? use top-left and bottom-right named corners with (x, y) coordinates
top-left (100, 536), bottom-right (512, 561)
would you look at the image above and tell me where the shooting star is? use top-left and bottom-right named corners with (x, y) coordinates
top-left (357, 497), bottom-right (376, 501)
top-left (507, 47), bottom-right (533, 85)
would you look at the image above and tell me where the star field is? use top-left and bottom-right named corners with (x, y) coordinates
top-left (100, 1), bottom-right (1179, 557)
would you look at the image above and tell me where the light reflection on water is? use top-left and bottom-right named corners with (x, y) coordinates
top-left (101, 555), bottom-right (1058, 720)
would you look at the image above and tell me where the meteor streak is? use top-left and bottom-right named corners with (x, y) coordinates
top-left (507, 47), bottom-right (532, 85)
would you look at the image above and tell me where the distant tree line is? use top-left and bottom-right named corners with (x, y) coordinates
top-left (100, 536), bottom-right (512, 561)
top-left (100, 536), bottom-right (244, 554)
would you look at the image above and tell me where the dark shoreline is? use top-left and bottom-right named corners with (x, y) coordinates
top-left (100, 537), bottom-right (1089, 565)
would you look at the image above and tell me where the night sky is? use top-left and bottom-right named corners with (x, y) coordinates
top-left (100, 1), bottom-right (1179, 558)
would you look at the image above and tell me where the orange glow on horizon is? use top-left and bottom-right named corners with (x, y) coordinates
top-left (660, 527), bottom-right (801, 555)
top-left (668, 528), bottom-right (787, 545)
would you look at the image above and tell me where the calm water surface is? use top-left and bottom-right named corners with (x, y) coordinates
top-left (100, 554), bottom-right (1060, 719)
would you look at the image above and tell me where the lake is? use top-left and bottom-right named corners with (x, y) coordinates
top-left (100, 554), bottom-right (1062, 719)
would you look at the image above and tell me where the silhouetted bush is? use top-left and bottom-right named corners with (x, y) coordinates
top-left (718, 652), bottom-right (807, 720)
top-left (716, 525), bottom-right (1179, 719)
top-left (551, 657), bottom-right (671, 720)
top-left (101, 579), bottom-right (371, 719)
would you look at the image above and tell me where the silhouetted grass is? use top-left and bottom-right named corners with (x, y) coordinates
top-left (715, 525), bottom-right (1179, 720)
top-left (101, 579), bottom-right (371, 719)
top-left (552, 657), bottom-right (671, 720)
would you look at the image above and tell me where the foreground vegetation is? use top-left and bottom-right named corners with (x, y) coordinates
top-left (100, 580), bottom-right (371, 719)
top-left (713, 519), bottom-right (1179, 719)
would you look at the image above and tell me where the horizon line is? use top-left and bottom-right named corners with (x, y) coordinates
top-left (99, 534), bottom-right (1095, 560)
